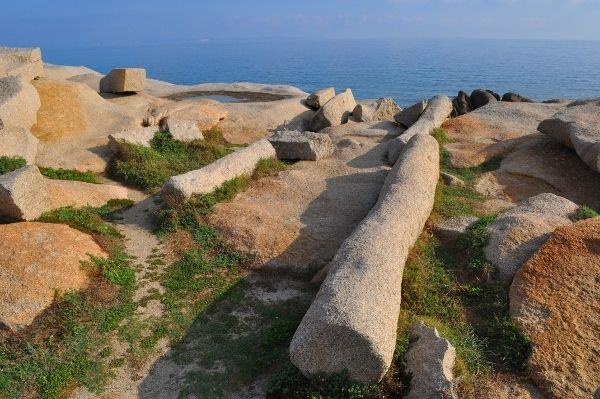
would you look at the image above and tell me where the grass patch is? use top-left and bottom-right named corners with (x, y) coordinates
top-left (109, 129), bottom-right (234, 191)
top-left (38, 204), bottom-right (125, 238)
top-left (574, 205), bottom-right (599, 220)
top-left (458, 215), bottom-right (497, 271)
top-left (0, 156), bottom-right (26, 175)
top-left (40, 167), bottom-right (99, 184)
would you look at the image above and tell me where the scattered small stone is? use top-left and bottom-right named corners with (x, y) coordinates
top-left (305, 87), bottom-right (335, 109)
top-left (99, 68), bottom-right (146, 93)
top-left (435, 216), bottom-right (478, 243)
top-left (394, 99), bottom-right (427, 128)
top-left (405, 321), bottom-right (457, 399)
top-left (268, 130), bottom-right (334, 161)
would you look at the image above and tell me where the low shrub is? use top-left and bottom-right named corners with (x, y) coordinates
top-left (0, 156), bottom-right (26, 175)
top-left (40, 167), bottom-right (99, 184)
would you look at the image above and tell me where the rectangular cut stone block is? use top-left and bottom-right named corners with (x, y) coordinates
top-left (306, 87), bottom-right (336, 109)
top-left (268, 130), bottom-right (334, 161)
top-left (100, 68), bottom-right (146, 93)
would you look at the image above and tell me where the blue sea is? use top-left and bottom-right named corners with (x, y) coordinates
top-left (44, 38), bottom-right (600, 107)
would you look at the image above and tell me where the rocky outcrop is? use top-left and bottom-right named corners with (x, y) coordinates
top-left (45, 179), bottom-right (129, 210)
top-left (0, 222), bottom-right (104, 331)
top-left (310, 89), bottom-right (356, 132)
top-left (289, 134), bottom-right (439, 383)
top-left (162, 118), bottom-right (204, 141)
top-left (510, 218), bottom-right (600, 399)
top-left (452, 91), bottom-right (471, 117)
top-left (0, 128), bottom-right (39, 164)
top-left (435, 216), bottom-right (478, 243)
top-left (538, 103), bottom-right (600, 173)
top-left (268, 130), bottom-right (334, 161)
top-left (161, 139), bottom-right (277, 206)
top-left (353, 97), bottom-right (401, 123)
top-left (405, 322), bottom-right (456, 399)
top-left (387, 95), bottom-right (452, 163)
top-left (394, 99), bottom-right (427, 128)
top-left (99, 68), bottom-right (146, 93)
top-left (470, 89), bottom-right (498, 110)
top-left (502, 92), bottom-right (533, 103)
top-left (0, 165), bottom-right (48, 222)
top-left (108, 127), bottom-right (160, 152)
top-left (305, 87), bottom-right (335, 109)
top-left (485, 193), bottom-right (578, 282)
top-left (0, 47), bottom-right (44, 81)
top-left (0, 76), bottom-right (41, 131)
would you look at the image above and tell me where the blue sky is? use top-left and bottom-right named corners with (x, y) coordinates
top-left (2, 0), bottom-right (600, 48)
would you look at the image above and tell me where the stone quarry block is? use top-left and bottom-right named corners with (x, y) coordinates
top-left (405, 322), bottom-right (457, 399)
top-left (0, 47), bottom-right (44, 81)
top-left (538, 103), bottom-right (600, 173)
top-left (289, 134), bottom-right (439, 383)
top-left (99, 68), bottom-right (146, 93)
top-left (310, 89), bottom-right (356, 132)
top-left (0, 128), bottom-right (39, 164)
top-left (394, 99), bottom-right (428, 128)
top-left (108, 126), bottom-right (159, 152)
top-left (485, 193), bottom-right (578, 282)
top-left (0, 165), bottom-right (48, 222)
top-left (0, 76), bottom-right (41, 131)
top-left (0, 222), bottom-right (104, 331)
top-left (268, 130), bottom-right (334, 161)
top-left (387, 95), bottom-right (452, 163)
top-left (162, 118), bottom-right (204, 141)
top-left (510, 218), bottom-right (600, 399)
top-left (305, 87), bottom-right (335, 109)
top-left (161, 138), bottom-right (277, 206)
top-left (353, 97), bottom-right (401, 123)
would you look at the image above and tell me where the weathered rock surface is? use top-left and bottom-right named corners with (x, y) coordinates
top-left (502, 92), bottom-right (533, 103)
top-left (108, 127), bottom-right (159, 152)
top-left (0, 222), bottom-right (104, 331)
top-left (0, 76), bottom-right (41, 131)
top-left (100, 68), bottom-right (146, 93)
top-left (405, 322), bottom-right (456, 399)
top-left (45, 180), bottom-right (129, 210)
top-left (310, 89), bottom-right (356, 132)
top-left (162, 139), bottom-right (276, 206)
top-left (305, 87), bottom-right (335, 109)
top-left (0, 165), bottom-right (48, 222)
top-left (0, 128), bottom-right (39, 164)
top-left (162, 118), bottom-right (204, 141)
top-left (394, 99), bottom-right (427, 128)
top-left (268, 130), bottom-right (334, 161)
top-left (435, 216), bottom-right (478, 243)
top-left (470, 89), bottom-right (498, 110)
top-left (510, 218), bottom-right (600, 399)
top-left (485, 193), bottom-right (578, 282)
top-left (353, 97), bottom-right (401, 123)
top-left (387, 95), bottom-right (452, 163)
top-left (0, 47), bottom-right (44, 81)
top-left (441, 171), bottom-right (465, 187)
top-left (538, 103), bottom-right (600, 173)
top-left (452, 90), bottom-right (471, 117)
top-left (290, 134), bottom-right (439, 383)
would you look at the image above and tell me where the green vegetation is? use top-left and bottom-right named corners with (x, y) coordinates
top-left (40, 167), bottom-right (99, 184)
top-left (574, 205), bottom-right (599, 220)
top-left (109, 129), bottom-right (234, 191)
top-left (0, 156), bottom-right (26, 175)
top-left (0, 202), bottom-right (137, 399)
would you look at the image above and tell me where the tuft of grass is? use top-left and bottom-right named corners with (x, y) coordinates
top-left (574, 205), bottom-right (598, 220)
top-left (458, 215), bottom-right (496, 270)
top-left (0, 156), bottom-right (26, 175)
top-left (40, 167), bottom-right (99, 184)
top-left (109, 129), bottom-right (233, 191)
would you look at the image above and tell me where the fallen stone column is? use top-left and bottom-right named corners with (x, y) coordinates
top-left (289, 134), bottom-right (440, 383)
top-left (387, 94), bottom-right (452, 163)
top-left (161, 139), bottom-right (276, 206)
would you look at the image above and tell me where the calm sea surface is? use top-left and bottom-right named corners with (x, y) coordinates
top-left (44, 38), bottom-right (600, 107)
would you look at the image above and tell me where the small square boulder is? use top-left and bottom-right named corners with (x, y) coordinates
top-left (268, 130), bottom-right (334, 161)
top-left (100, 68), bottom-right (146, 93)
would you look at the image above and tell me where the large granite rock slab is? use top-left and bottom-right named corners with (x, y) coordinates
top-left (538, 103), bottom-right (600, 173)
top-left (0, 222), bottom-right (104, 331)
top-left (268, 130), bottom-right (334, 161)
top-left (310, 89), bottom-right (356, 132)
top-left (289, 134), bottom-right (439, 383)
top-left (99, 68), bottom-right (146, 93)
top-left (0, 76), bottom-right (41, 131)
top-left (510, 218), bottom-right (600, 399)
top-left (0, 47), bottom-right (44, 81)
top-left (162, 118), bottom-right (204, 141)
top-left (394, 99), bottom-right (427, 128)
top-left (0, 165), bottom-right (48, 222)
top-left (353, 97), bottom-right (401, 123)
top-left (405, 322), bottom-right (457, 399)
top-left (485, 193), bottom-right (578, 282)
top-left (161, 139), bottom-right (276, 206)
top-left (305, 87), bottom-right (335, 109)
top-left (45, 180), bottom-right (129, 210)
top-left (0, 128), bottom-right (39, 164)
top-left (108, 127), bottom-right (159, 152)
